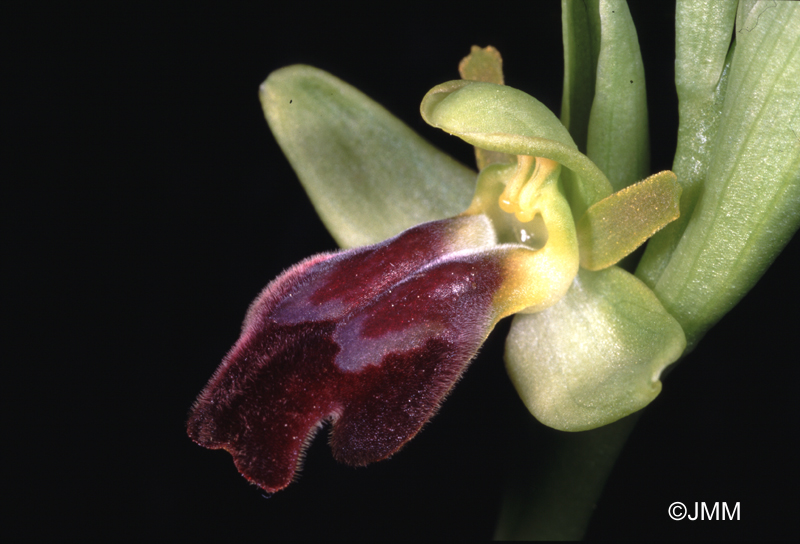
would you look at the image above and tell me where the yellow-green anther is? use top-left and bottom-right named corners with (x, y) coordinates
top-left (497, 155), bottom-right (561, 224)
top-left (515, 158), bottom-right (560, 223)
top-left (458, 45), bottom-right (514, 171)
top-left (499, 155), bottom-right (537, 214)
top-left (459, 45), bottom-right (505, 85)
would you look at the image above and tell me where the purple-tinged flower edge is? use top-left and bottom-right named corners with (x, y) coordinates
top-left (187, 216), bottom-right (514, 493)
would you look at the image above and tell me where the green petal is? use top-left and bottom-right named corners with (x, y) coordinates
top-left (577, 171), bottom-right (681, 271)
top-left (261, 65), bottom-right (476, 248)
top-left (421, 80), bottom-right (613, 218)
top-left (645, 2), bottom-right (800, 348)
top-left (505, 267), bottom-right (686, 432)
top-left (637, 0), bottom-right (737, 287)
top-left (585, 0), bottom-right (650, 192)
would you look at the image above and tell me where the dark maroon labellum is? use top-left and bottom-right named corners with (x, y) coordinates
top-left (187, 217), bottom-right (504, 492)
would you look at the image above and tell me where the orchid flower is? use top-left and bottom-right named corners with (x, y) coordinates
top-left (187, 0), bottom-right (800, 532)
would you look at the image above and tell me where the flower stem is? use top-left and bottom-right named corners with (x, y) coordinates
top-left (494, 412), bottom-right (640, 540)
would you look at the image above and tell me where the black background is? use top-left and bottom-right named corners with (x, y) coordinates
top-left (7, 2), bottom-right (798, 540)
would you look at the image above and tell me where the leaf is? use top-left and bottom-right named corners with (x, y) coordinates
top-left (505, 266), bottom-right (686, 432)
top-left (646, 2), bottom-right (800, 348)
top-left (261, 65), bottom-right (476, 248)
top-left (637, 0), bottom-right (737, 287)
